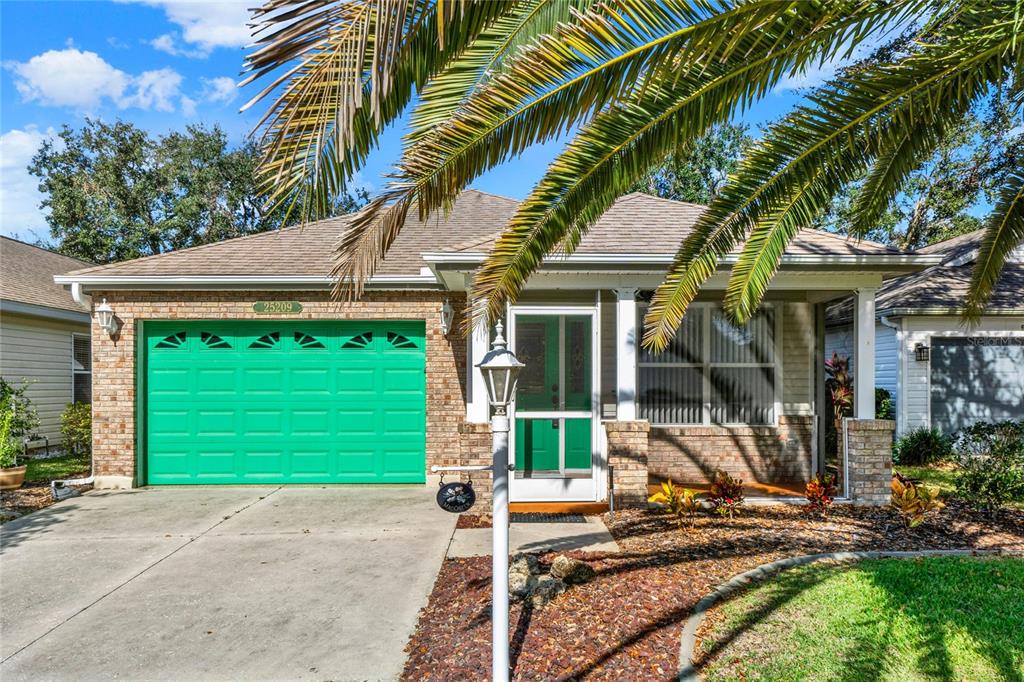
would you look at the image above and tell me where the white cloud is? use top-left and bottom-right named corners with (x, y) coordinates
top-left (201, 76), bottom-right (237, 104)
top-left (125, 1), bottom-right (251, 57)
top-left (0, 126), bottom-right (60, 236)
top-left (6, 48), bottom-right (190, 113)
top-left (180, 94), bottom-right (197, 117)
top-left (150, 32), bottom-right (207, 59)
top-left (122, 68), bottom-right (183, 112)
top-left (7, 48), bottom-right (130, 109)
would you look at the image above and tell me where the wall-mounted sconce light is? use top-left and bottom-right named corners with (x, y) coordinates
top-left (95, 298), bottom-right (118, 337)
top-left (914, 343), bottom-right (930, 362)
top-left (440, 298), bottom-right (454, 336)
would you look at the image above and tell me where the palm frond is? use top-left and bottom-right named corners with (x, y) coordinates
top-left (644, 3), bottom-right (1019, 348)
top-left (408, 0), bottom-right (596, 142)
top-left (470, 1), bottom-right (894, 325)
top-left (344, 0), bottom-right (903, 297)
top-left (720, 10), bottom-right (1019, 324)
top-left (965, 166), bottom-right (1024, 320)
top-left (243, 0), bottom-right (507, 222)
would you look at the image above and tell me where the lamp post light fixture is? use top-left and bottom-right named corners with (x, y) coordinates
top-left (440, 298), bottom-right (455, 336)
top-left (95, 298), bottom-right (118, 337)
top-left (476, 320), bottom-right (523, 682)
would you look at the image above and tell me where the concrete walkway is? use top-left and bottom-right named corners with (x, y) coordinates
top-left (447, 515), bottom-right (619, 558)
top-left (0, 486), bottom-right (456, 682)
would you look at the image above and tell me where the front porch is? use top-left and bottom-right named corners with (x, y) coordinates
top-left (458, 282), bottom-right (895, 508)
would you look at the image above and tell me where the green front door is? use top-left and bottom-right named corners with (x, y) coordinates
top-left (513, 314), bottom-right (593, 478)
top-left (143, 321), bottom-right (426, 484)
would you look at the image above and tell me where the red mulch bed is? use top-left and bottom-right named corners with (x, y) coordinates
top-left (402, 501), bottom-right (1024, 681)
top-left (456, 513), bottom-right (492, 529)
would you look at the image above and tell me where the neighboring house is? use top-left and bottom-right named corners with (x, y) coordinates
top-left (55, 191), bottom-right (940, 505)
top-left (827, 229), bottom-right (1024, 436)
top-left (1, 236), bottom-right (92, 449)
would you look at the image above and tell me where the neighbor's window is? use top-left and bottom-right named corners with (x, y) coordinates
top-left (638, 303), bottom-right (776, 425)
top-left (72, 333), bottom-right (91, 404)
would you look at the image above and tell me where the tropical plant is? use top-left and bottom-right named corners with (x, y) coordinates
top-left (708, 470), bottom-right (744, 519)
top-left (890, 476), bottom-right (944, 528)
top-left (892, 427), bottom-right (954, 466)
top-left (648, 479), bottom-right (701, 529)
top-left (804, 473), bottom-right (838, 517)
top-left (60, 403), bottom-right (92, 458)
top-left (825, 353), bottom-right (853, 458)
top-left (245, 0), bottom-right (1024, 339)
top-left (875, 388), bottom-right (894, 421)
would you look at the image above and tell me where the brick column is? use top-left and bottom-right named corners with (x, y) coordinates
top-left (845, 418), bottom-right (895, 505)
top-left (458, 421), bottom-right (493, 506)
top-left (605, 420), bottom-right (650, 508)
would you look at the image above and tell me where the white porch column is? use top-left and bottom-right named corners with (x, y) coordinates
top-left (466, 318), bottom-right (490, 422)
top-left (853, 287), bottom-right (877, 418)
top-left (615, 288), bottom-right (639, 421)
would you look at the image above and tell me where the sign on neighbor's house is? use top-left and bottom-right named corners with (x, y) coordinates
top-left (252, 301), bottom-right (303, 314)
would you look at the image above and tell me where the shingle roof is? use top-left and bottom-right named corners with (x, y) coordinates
top-left (917, 228), bottom-right (985, 260)
top-left (1, 237), bottom-right (91, 313)
top-left (67, 190), bottom-right (518, 278)
top-left (443, 192), bottom-right (901, 256)
top-left (826, 263), bottom-right (1024, 325)
top-left (66, 190), bottom-right (901, 280)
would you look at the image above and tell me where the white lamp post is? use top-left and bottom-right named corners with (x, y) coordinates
top-left (476, 320), bottom-right (523, 682)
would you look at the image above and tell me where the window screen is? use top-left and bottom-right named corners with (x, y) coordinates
top-left (73, 334), bottom-right (91, 404)
top-left (638, 304), bottom-right (776, 425)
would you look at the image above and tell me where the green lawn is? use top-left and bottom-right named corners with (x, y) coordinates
top-left (701, 557), bottom-right (1024, 682)
top-left (24, 453), bottom-right (90, 483)
top-left (895, 463), bottom-right (959, 493)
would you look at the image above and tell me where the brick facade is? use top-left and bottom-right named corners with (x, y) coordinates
top-left (648, 416), bottom-right (815, 485)
top-left (605, 420), bottom-right (650, 508)
top-left (845, 418), bottom-right (895, 505)
top-left (457, 421), bottom-right (493, 505)
top-left (89, 289), bottom-right (468, 487)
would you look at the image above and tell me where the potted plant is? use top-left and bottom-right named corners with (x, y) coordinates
top-left (0, 401), bottom-right (26, 490)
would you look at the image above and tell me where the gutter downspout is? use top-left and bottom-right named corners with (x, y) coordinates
top-left (878, 315), bottom-right (901, 434)
top-left (53, 284), bottom-right (95, 499)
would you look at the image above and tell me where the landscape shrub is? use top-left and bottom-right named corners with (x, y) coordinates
top-left (708, 470), bottom-right (745, 519)
top-left (61, 403), bottom-right (92, 457)
top-left (892, 428), bottom-right (953, 465)
top-left (953, 420), bottom-right (1024, 512)
top-left (0, 378), bottom-right (38, 442)
top-left (0, 400), bottom-right (20, 469)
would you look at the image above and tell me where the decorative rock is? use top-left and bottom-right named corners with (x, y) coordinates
top-left (529, 576), bottom-right (566, 609)
top-left (509, 553), bottom-right (540, 602)
top-left (549, 555), bottom-right (596, 585)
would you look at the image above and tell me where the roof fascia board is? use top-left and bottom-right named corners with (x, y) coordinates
top-left (422, 251), bottom-right (943, 267)
top-left (54, 274), bottom-right (443, 290)
top-left (0, 299), bottom-right (91, 324)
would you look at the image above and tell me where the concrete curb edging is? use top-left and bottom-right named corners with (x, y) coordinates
top-left (677, 548), bottom-right (1023, 682)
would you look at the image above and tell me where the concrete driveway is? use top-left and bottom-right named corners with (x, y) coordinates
top-left (0, 486), bottom-right (457, 681)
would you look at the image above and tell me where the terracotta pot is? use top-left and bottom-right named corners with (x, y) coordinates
top-left (0, 465), bottom-right (27, 490)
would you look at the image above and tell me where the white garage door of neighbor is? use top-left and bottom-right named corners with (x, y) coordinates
top-left (930, 336), bottom-right (1024, 434)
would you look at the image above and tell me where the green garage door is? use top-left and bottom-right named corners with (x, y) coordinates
top-left (143, 321), bottom-right (426, 484)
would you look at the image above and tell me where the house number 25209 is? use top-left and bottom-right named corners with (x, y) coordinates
top-left (252, 301), bottom-right (303, 314)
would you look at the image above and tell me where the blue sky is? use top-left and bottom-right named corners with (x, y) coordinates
top-left (1, 1), bottom-right (853, 242)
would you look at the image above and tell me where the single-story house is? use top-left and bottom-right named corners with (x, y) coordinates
top-left (1, 236), bottom-right (92, 450)
top-left (826, 229), bottom-right (1024, 436)
top-left (55, 191), bottom-right (942, 506)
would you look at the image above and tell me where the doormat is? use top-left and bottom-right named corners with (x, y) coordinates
top-left (510, 513), bottom-right (587, 524)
